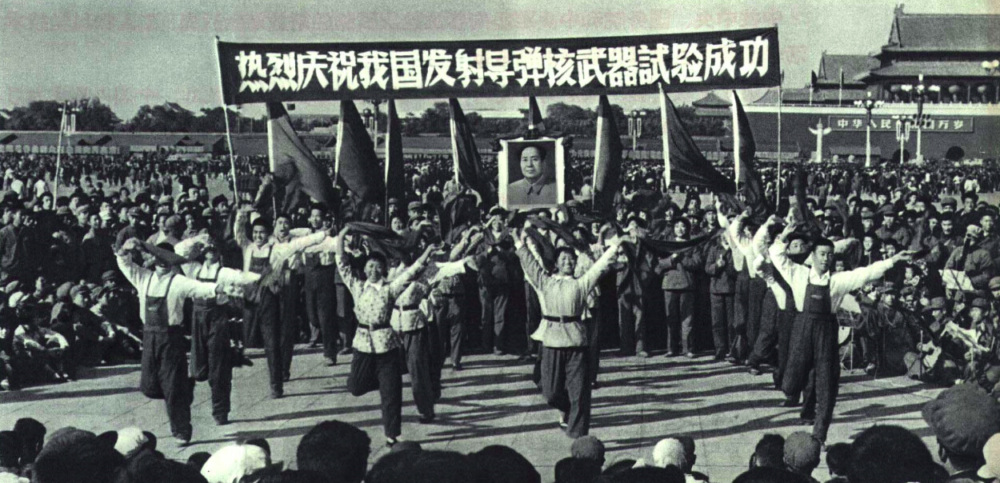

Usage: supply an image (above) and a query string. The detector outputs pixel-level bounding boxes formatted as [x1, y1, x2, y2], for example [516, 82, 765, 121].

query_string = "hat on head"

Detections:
[157, 195, 172, 206]
[924, 296, 947, 312]
[211, 195, 228, 207]
[923, 384, 1000, 457]
[165, 215, 183, 231]
[387, 197, 401, 206]
[571, 436, 605, 461]
[112, 427, 150, 459]
[989, 277, 1000, 291]
[407, 201, 423, 211]
[942, 198, 958, 208]
[68, 285, 88, 301]
[783, 432, 821, 472]
[101, 271, 118, 284]
[972, 298, 991, 309]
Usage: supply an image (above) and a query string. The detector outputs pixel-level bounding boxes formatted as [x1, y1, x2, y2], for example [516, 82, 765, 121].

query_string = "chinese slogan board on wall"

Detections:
[217, 27, 780, 104]
[828, 116, 975, 133]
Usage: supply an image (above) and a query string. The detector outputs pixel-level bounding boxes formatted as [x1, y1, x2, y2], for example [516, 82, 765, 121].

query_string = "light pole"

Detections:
[54, 102, 80, 196]
[628, 110, 646, 151]
[854, 91, 883, 168]
[362, 108, 374, 140]
[368, 99, 383, 143]
[901, 74, 931, 163]
[983, 60, 1000, 103]
[892, 114, 915, 164]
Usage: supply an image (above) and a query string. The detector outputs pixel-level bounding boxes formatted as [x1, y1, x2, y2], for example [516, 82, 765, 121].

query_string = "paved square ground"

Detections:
[0, 346, 944, 482]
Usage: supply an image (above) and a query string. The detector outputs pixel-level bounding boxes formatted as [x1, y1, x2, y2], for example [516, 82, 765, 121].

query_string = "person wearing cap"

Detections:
[115, 206, 148, 253]
[704, 231, 736, 362]
[334, 224, 440, 447]
[301, 206, 340, 366]
[875, 210, 912, 250]
[945, 224, 997, 292]
[146, 214, 183, 247]
[0, 204, 37, 285]
[116, 238, 229, 445]
[233, 206, 328, 399]
[174, 234, 260, 425]
[473, 210, 519, 357]
[923, 384, 1000, 481]
[513, 227, 623, 438]
[926, 214, 962, 269]
[770, 221, 915, 444]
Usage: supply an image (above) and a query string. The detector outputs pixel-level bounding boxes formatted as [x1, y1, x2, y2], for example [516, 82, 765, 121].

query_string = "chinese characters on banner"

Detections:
[216, 27, 780, 104]
[828, 115, 975, 133]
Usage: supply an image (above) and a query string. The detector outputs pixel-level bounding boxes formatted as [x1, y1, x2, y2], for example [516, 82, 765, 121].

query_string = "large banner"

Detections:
[217, 27, 780, 104]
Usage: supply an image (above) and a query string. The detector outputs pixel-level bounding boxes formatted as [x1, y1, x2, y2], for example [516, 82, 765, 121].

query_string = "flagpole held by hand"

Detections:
[214, 36, 240, 199]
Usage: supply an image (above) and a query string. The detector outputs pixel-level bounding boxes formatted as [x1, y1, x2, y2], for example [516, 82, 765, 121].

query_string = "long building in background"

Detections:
[732, 5, 1000, 162]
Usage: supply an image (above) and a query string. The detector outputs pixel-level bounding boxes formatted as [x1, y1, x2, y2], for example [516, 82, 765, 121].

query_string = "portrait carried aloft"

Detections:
[498, 137, 566, 210]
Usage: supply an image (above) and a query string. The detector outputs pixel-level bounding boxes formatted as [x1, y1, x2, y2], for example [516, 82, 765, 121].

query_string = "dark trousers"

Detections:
[745, 277, 768, 353]
[242, 303, 263, 349]
[257, 288, 297, 393]
[782, 313, 840, 442]
[539, 346, 591, 438]
[400, 327, 440, 418]
[749, 291, 780, 367]
[664, 290, 695, 354]
[480, 286, 511, 353]
[434, 295, 464, 365]
[335, 284, 356, 347]
[347, 351, 403, 438]
[775, 309, 796, 391]
[710, 293, 734, 357]
[190, 307, 232, 418]
[618, 297, 637, 355]
[304, 269, 338, 360]
[731, 271, 750, 360]
[140, 328, 193, 439]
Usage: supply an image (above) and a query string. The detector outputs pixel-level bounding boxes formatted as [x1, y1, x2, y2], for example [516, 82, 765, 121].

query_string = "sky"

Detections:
[1, 0, 995, 121]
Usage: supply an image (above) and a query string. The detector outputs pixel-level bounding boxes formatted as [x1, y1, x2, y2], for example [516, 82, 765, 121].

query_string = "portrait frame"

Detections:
[498, 137, 566, 210]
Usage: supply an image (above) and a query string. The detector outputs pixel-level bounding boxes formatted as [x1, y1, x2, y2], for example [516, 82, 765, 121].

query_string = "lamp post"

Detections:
[368, 99, 383, 143]
[628, 110, 646, 151]
[362, 108, 374, 140]
[854, 91, 883, 168]
[983, 60, 1000, 104]
[892, 114, 915, 164]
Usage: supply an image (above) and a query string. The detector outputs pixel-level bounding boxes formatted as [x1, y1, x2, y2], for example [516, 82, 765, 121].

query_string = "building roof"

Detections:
[751, 87, 872, 105]
[692, 92, 731, 108]
[817, 54, 880, 86]
[887, 7, 1000, 52]
[867, 60, 999, 78]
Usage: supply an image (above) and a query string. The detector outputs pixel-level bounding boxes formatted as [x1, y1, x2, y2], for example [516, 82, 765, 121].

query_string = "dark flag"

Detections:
[592, 95, 624, 216]
[727, 90, 770, 223]
[384, 99, 406, 213]
[335, 100, 386, 205]
[527, 96, 545, 132]
[266, 102, 337, 211]
[448, 98, 497, 207]
[661, 93, 736, 194]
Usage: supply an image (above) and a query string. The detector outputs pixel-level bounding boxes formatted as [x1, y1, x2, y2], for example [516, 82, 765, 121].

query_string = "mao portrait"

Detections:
[506, 142, 558, 207]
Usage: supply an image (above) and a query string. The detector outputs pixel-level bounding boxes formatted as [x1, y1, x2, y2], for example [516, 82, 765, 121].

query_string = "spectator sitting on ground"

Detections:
[467, 445, 540, 483]
[571, 435, 606, 468]
[922, 384, 1000, 481]
[783, 432, 821, 483]
[847, 425, 947, 483]
[750, 434, 785, 470]
[824, 443, 850, 483]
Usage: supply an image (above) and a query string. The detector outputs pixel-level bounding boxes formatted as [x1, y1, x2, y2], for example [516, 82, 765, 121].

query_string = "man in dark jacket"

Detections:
[704, 236, 735, 361]
[0, 205, 36, 284]
[656, 218, 704, 358]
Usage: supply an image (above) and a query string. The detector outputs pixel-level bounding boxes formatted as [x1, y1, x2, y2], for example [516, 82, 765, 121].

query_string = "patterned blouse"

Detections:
[390, 281, 431, 333]
[336, 254, 422, 354]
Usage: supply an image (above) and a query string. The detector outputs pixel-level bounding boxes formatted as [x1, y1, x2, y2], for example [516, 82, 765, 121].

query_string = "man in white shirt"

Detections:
[769, 223, 913, 444]
[116, 238, 226, 446]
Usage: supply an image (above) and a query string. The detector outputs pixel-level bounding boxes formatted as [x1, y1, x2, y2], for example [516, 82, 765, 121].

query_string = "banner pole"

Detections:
[214, 36, 240, 200]
[54, 102, 66, 197]
[776, 77, 783, 210]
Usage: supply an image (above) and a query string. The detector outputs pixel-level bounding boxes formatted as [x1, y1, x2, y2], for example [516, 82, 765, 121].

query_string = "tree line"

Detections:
[0, 98, 726, 139]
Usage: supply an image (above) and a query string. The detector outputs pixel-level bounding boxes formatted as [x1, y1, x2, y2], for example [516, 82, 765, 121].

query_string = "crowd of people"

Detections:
[3, 148, 1000, 481]
[3, 382, 1000, 483]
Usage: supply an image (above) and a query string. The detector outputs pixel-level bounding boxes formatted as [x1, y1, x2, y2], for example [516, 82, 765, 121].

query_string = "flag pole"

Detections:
[730, 91, 741, 194]
[53, 102, 66, 197]
[213, 36, 240, 200]
[776, 73, 783, 210]
[658, 83, 671, 194]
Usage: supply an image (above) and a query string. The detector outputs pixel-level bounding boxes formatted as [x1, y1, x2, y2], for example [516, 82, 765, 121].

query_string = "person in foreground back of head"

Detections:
[749, 434, 785, 470]
[468, 445, 540, 483]
[555, 457, 601, 483]
[783, 432, 820, 483]
[847, 425, 947, 483]
[650, 437, 708, 482]
[365, 449, 487, 483]
[921, 383, 1000, 481]
[770, 220, 915, 444]
[824, 443, 850, 483]
[32, 427, 124, 483]
[732, 467, 813, 483]
[296, 420, 370, 483]
[609, 465, 686, 483]
[571, 435, 606, 467]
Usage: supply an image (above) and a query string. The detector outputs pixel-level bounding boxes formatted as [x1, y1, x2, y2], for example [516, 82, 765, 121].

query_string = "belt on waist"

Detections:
[393, 304, 420, 311]
[542, 315, 581, 323]
[359, 322, 391, 331]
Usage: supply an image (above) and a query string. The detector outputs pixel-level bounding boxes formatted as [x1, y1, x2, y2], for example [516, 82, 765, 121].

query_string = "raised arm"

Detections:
[172, 275, 221, 302]
[579, 237, 624, 292]
[832, 251, 911, 294]
[115, 238, 151, 288]
[216, 267, 262, 285]
[233, 208, 250, 250]
[514, 232, 547, 290]
[389, 244, 438, 297]
[334, 226, 361, 293]
[769, 222, 807, 287]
